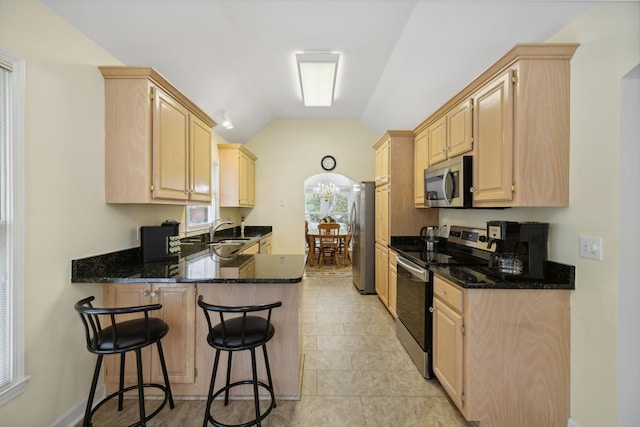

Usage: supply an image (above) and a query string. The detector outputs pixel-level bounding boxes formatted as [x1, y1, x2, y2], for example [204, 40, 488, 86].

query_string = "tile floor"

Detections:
[79, 273, 471, 426]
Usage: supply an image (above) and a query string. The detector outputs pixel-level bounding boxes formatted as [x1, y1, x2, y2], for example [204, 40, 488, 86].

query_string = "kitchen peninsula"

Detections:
[71, 230, 305, 400]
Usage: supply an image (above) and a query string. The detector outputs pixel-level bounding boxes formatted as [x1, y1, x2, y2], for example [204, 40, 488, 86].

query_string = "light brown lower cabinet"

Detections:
[103, 283, 196, 391]
[388, 249, 397, 318]
[432, 274, 570, 427]
[374, 242, 389, 309]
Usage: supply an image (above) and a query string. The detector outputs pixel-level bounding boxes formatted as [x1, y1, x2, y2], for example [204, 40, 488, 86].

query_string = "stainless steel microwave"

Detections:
[423, 155, 472, 208]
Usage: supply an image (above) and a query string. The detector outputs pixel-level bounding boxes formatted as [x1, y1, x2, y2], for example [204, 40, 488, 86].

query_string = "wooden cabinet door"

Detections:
[189, 115, 212, 202]
[239, 151, 250, 206]
[375, 243, 389, 308]
[447, 98, 473, 158]
[413, 131, 428, 207]
[103, 284, 152, 385]
[433, 296, 464, 410]
[152, 86, 189, 201]
[388, 250, 397, 317]
[472, 70, 514, 203]
[427, 116, 447, 166]
[375, 140, 389, 185]
[103, 283, 196, 389]
[151, 284, 196, 384]
[247, 156, 255, 206]
[374, 185, 389, 246]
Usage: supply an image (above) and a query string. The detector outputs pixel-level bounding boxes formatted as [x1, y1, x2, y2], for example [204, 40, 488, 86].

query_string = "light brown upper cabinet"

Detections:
[427, 99, 473, 167]
[413, 44, 578, 208]
[100, 67, 214, 204]
[374, 138, 390, 186]
[218, 144, 257, 208]
[413, 130, 428, 207]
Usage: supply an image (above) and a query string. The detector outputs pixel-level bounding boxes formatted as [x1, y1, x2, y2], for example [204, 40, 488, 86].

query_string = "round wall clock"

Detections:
[321, 155, 336, 171]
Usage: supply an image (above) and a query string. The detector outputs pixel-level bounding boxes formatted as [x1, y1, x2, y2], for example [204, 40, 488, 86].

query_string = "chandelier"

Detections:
[314, 180, 340, 202]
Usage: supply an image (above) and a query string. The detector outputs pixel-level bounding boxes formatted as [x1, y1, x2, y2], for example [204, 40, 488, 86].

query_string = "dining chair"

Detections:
[317, 223, 340, 266]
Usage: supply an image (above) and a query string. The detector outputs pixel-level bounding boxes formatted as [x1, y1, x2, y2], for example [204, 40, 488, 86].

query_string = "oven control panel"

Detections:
[447, 226, 493, 252]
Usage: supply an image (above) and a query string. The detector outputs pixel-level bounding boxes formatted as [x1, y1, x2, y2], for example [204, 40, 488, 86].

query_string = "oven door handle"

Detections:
[397, 257, 428, 282]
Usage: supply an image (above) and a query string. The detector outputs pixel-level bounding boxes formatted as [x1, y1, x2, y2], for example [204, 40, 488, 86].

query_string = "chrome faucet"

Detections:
[209, 219, 233, 242]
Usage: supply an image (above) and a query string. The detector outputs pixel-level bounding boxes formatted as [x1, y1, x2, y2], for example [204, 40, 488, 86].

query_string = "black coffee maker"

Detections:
[486, 221, 549, 279]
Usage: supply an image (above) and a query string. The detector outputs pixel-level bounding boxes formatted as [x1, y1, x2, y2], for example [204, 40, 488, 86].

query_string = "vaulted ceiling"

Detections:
[42, 0, 595, 143]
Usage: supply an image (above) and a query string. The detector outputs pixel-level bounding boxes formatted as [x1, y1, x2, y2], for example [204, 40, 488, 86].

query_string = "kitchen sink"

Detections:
[216, 238, 251, 244]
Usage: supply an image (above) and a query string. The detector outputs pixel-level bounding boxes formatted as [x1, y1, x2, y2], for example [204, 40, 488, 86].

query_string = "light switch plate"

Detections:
[579, 235, 603, 260]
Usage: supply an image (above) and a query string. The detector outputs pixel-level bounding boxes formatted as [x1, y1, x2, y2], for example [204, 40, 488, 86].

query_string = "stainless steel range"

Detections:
[394, 225, 492, 378]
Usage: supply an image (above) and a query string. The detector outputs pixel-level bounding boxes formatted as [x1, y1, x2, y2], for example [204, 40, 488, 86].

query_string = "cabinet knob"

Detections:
[469, 187, 476, 193]
[439, 289, 446, 295]
[143, 290, 150, 297]
[150, 291, 157, 298]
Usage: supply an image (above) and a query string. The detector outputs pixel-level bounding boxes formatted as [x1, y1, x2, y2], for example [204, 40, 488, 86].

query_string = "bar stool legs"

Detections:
[198, 297, 282, 427]
[203, 344, 276, 427]
[75, 297, 175, 427]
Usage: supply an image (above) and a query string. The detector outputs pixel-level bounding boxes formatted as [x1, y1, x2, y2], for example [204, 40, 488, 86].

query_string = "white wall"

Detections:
[439, 3, 640, 426]
[244, 119, 377, 253]
[0, 1, 186, 425]
[618, 64, 640, 427]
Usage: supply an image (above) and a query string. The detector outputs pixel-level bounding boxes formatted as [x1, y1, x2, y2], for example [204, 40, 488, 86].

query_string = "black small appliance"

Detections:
[141, 220, 181, 262]
[486, 221, 549, 279]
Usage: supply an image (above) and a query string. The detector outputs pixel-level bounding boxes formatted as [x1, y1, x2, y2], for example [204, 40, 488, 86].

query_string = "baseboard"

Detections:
[49, 384, 105, 427]
[568, 418, 583, 427]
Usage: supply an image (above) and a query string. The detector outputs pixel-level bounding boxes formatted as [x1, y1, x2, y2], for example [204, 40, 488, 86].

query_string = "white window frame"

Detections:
[185, 162, 219, 235]
[0, 49, 28, 406]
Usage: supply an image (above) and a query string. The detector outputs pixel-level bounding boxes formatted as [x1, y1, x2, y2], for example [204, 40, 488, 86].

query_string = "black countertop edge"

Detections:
[389, 235, 575, 290]
[70, 228, 308, 284]
[429, 261, 575, 290]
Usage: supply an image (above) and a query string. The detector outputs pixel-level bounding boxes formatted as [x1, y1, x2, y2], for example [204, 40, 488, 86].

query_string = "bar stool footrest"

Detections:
[206, 380, 276, 427]
[90, 383, 173, 427]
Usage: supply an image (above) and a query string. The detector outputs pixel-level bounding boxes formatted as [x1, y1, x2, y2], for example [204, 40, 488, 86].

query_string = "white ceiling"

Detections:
[41, 0, 596, 143]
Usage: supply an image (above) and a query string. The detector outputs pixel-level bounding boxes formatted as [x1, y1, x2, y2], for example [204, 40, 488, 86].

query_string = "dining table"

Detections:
[306, 226, 350, 267]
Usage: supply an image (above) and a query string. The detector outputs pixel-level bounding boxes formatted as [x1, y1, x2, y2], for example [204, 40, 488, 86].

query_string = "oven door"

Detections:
[396, 256, 430, 349]
[395, 255, 433, 378]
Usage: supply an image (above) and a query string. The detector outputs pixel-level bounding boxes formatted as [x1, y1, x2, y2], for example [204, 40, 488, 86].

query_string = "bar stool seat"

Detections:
[74, 296, 175, 427]
[198, 295, 282, 427]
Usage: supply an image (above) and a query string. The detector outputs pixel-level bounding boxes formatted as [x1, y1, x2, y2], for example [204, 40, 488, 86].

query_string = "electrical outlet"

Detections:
[579, 235, 603, 260]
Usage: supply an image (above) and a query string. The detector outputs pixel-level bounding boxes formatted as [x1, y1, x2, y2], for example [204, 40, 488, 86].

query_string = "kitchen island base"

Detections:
[103, 281, 302, 400]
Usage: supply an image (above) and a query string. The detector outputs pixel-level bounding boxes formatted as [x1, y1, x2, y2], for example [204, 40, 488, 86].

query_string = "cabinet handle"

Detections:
[143, 290, 150, 297]
[469, 187, 476, 193]
[150, 291, 157, 298]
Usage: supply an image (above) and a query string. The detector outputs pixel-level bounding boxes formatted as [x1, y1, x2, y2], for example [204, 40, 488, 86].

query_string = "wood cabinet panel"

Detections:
[431, 273, 570, 427]
[101, 67, 213, 205]
[103, 283, 196, 390]
[413, 131, 428, 207]
[190, 115, 213, 201]
[472, 70, 514, 203]
[413, 44, 577, 208]
[433, 296, 464, 409]
[427, 115, 447, 165]
[374, 242, 389, 308]
[219, 144, 257, 207]
[152, 87, 190, 201]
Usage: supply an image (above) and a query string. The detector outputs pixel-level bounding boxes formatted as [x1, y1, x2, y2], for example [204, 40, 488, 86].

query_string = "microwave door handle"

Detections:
[442, 168, 452, 205]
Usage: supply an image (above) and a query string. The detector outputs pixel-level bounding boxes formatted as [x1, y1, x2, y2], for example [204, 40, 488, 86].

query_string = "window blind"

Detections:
[0, 63, 11, 391]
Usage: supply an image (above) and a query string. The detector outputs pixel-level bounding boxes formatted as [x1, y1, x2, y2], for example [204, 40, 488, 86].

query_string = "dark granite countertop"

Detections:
[389, 235, 575, 291]
[71, 226, 306, 284]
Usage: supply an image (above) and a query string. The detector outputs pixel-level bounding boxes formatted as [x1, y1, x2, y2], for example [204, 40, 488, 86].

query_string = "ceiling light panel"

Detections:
[296, 52, 339, 107]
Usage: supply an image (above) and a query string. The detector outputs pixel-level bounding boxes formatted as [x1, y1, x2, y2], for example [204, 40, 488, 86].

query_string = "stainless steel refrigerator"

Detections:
[351, 181, 375, 294]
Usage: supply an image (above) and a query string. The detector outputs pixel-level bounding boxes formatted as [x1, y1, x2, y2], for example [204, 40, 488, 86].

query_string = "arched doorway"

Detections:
[304, 173, 354, 230]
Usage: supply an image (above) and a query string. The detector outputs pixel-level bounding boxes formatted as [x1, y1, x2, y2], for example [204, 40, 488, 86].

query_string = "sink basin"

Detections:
[217, 238, 251, 244]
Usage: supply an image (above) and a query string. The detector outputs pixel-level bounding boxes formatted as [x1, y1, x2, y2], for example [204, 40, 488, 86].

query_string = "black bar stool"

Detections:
[198, 295, 282, 427]
[74, 296, 175, 427]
